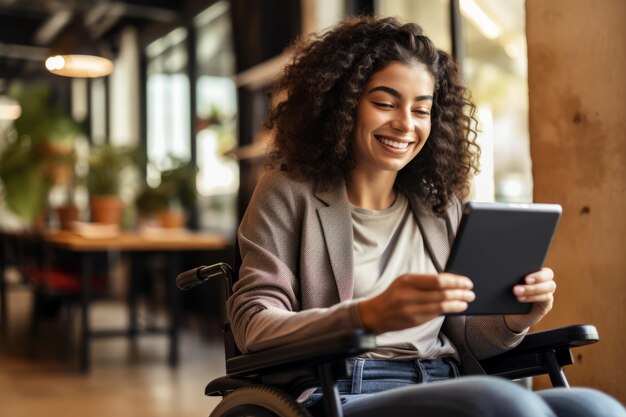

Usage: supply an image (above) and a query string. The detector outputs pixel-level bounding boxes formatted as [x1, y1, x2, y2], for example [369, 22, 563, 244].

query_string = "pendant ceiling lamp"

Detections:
[0, 95, 22, 120]
[45, 15, 113, 78]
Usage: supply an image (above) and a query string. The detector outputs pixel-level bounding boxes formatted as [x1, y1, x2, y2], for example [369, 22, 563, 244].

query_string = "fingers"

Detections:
[513, 268, 556, 302]
[361, 273, 476, 333]
[398, 299, 470, 320]
[402, 273, 473, 290]
[441, 300, 470, 314]
[399, 275, 475, 314]
[418, 300, 471, 314]
[397, 274, 474, 305]
[523, 267, 554, 284]
[514, 286, 554, 303]
[399, 274, 475, 305]
[413, 288, 476, 303]
[514, 280, 556, 296]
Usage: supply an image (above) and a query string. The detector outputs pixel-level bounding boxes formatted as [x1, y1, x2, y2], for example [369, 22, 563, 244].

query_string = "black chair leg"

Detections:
[28, 291, 41, 357]
[318, 362, 344, 417]
[543, 351, 570, 388]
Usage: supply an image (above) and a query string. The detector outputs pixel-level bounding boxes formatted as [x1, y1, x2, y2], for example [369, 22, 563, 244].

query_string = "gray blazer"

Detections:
[227, 170, 525, 375]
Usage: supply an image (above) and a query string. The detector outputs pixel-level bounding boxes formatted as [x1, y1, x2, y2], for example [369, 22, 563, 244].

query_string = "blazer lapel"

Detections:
[313, 184, 456, 300]
[407, 195, 452, 273]
[315, 180, 354, 302]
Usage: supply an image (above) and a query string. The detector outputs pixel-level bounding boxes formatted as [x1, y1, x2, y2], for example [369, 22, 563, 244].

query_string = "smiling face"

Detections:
[352, 61, 435, 179]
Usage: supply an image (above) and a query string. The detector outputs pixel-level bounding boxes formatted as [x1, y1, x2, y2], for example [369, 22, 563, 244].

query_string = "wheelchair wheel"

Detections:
[210, 385, 313, 417]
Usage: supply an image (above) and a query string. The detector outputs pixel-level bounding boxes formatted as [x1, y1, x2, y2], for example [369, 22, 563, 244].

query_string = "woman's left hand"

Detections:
[504, 267, 556, 333]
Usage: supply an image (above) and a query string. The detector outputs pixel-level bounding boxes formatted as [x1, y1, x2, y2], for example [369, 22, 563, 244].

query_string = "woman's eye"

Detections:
[373, 102, 393, 108]
[413, 109, 430, 116]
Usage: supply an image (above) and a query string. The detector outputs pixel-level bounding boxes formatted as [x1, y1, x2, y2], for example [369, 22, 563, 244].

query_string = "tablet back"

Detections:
[445, 202, 562, 315]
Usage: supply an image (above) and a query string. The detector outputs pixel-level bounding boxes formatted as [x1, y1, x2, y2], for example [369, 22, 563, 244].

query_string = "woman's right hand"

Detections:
[358, 273, 475, 334]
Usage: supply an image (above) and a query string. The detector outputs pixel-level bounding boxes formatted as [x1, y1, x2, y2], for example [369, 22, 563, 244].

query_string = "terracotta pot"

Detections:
[41, 141, 76, 186]
[158, 210, 186, 229]
[90, 195, 123, 225]
[56, 203, 79, 230]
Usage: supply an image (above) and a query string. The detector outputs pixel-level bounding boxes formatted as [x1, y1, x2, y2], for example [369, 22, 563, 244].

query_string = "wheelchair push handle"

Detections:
[176, 262, 234, 294]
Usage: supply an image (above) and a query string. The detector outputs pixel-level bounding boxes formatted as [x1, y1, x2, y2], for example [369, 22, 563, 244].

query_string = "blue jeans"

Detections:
[304, 358, 626, 417]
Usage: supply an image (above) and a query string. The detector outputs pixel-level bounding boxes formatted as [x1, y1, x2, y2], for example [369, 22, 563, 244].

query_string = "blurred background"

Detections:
[0, 0, 533, 236]
[0, 0, 624, 415]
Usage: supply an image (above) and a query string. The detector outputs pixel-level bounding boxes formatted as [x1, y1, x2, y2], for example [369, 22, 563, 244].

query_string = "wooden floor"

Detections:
[1, 286, 224, 417]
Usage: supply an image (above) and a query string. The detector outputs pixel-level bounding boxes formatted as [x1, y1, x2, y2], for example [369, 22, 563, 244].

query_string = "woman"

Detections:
[227, 16, 625, 417]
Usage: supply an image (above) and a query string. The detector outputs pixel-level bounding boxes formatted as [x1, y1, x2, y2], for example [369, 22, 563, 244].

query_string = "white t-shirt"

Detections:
[351, 193, 458, 360]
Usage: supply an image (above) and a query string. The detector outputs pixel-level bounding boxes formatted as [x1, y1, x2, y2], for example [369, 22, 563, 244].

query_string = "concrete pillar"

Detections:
[526, 0, 626, 401]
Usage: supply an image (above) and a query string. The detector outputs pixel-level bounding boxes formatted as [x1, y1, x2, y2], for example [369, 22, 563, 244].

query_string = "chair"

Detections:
[177, 263, 599, 417]
[7, 232, 106, 357]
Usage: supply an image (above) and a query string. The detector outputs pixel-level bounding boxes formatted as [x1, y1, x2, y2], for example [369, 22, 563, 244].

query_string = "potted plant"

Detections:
[0, 82, 81, 228]
[87, 144, 137, 225]
[0, 133, 48, 225]
[135, 157, 197, 228]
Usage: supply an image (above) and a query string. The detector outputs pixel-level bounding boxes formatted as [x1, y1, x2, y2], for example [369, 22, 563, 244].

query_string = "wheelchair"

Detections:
[177, 263, 599, 417]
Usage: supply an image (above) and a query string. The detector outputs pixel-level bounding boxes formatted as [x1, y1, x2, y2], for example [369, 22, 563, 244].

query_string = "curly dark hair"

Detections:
[266, 16, 479, 214]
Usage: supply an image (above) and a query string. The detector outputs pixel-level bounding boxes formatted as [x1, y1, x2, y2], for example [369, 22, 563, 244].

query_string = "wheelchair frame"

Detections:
[177, 262, 599, 417]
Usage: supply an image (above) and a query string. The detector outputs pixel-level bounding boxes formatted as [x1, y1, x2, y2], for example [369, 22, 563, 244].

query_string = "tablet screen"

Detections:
[445, 202, 562, 315]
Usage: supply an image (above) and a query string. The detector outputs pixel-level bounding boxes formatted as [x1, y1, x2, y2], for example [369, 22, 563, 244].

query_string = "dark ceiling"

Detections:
[0, 0, 183, 84]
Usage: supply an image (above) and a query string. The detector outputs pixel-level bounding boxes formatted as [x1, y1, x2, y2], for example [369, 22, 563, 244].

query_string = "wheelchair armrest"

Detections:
[480, 324, 599, 381]
[508, 323, 599, 352]
[225, 329, 376, 378]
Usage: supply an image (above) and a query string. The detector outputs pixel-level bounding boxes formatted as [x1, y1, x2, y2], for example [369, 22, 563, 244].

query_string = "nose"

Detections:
[390, 108, 412, 132]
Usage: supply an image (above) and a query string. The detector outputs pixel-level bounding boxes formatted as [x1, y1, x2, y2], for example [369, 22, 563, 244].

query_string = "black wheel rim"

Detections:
[220, 404, 281, 417]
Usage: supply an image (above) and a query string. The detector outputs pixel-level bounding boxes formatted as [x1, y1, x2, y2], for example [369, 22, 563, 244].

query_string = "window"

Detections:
[194, 1, 239, 235]
[375, 0, 452, 53]
[376, 0, 532, 203]
[461, 0, 531, 202]
[146, 27, 191, 172]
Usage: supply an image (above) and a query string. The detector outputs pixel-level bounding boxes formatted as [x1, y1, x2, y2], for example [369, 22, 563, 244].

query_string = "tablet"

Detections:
[445, 201, 562, 315]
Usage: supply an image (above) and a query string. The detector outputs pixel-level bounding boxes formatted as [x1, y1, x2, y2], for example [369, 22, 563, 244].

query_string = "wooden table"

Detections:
[42, 230, 229, 372]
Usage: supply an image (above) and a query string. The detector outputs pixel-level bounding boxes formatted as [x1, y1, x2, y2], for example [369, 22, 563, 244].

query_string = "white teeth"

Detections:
[377, 136, 410, 149]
